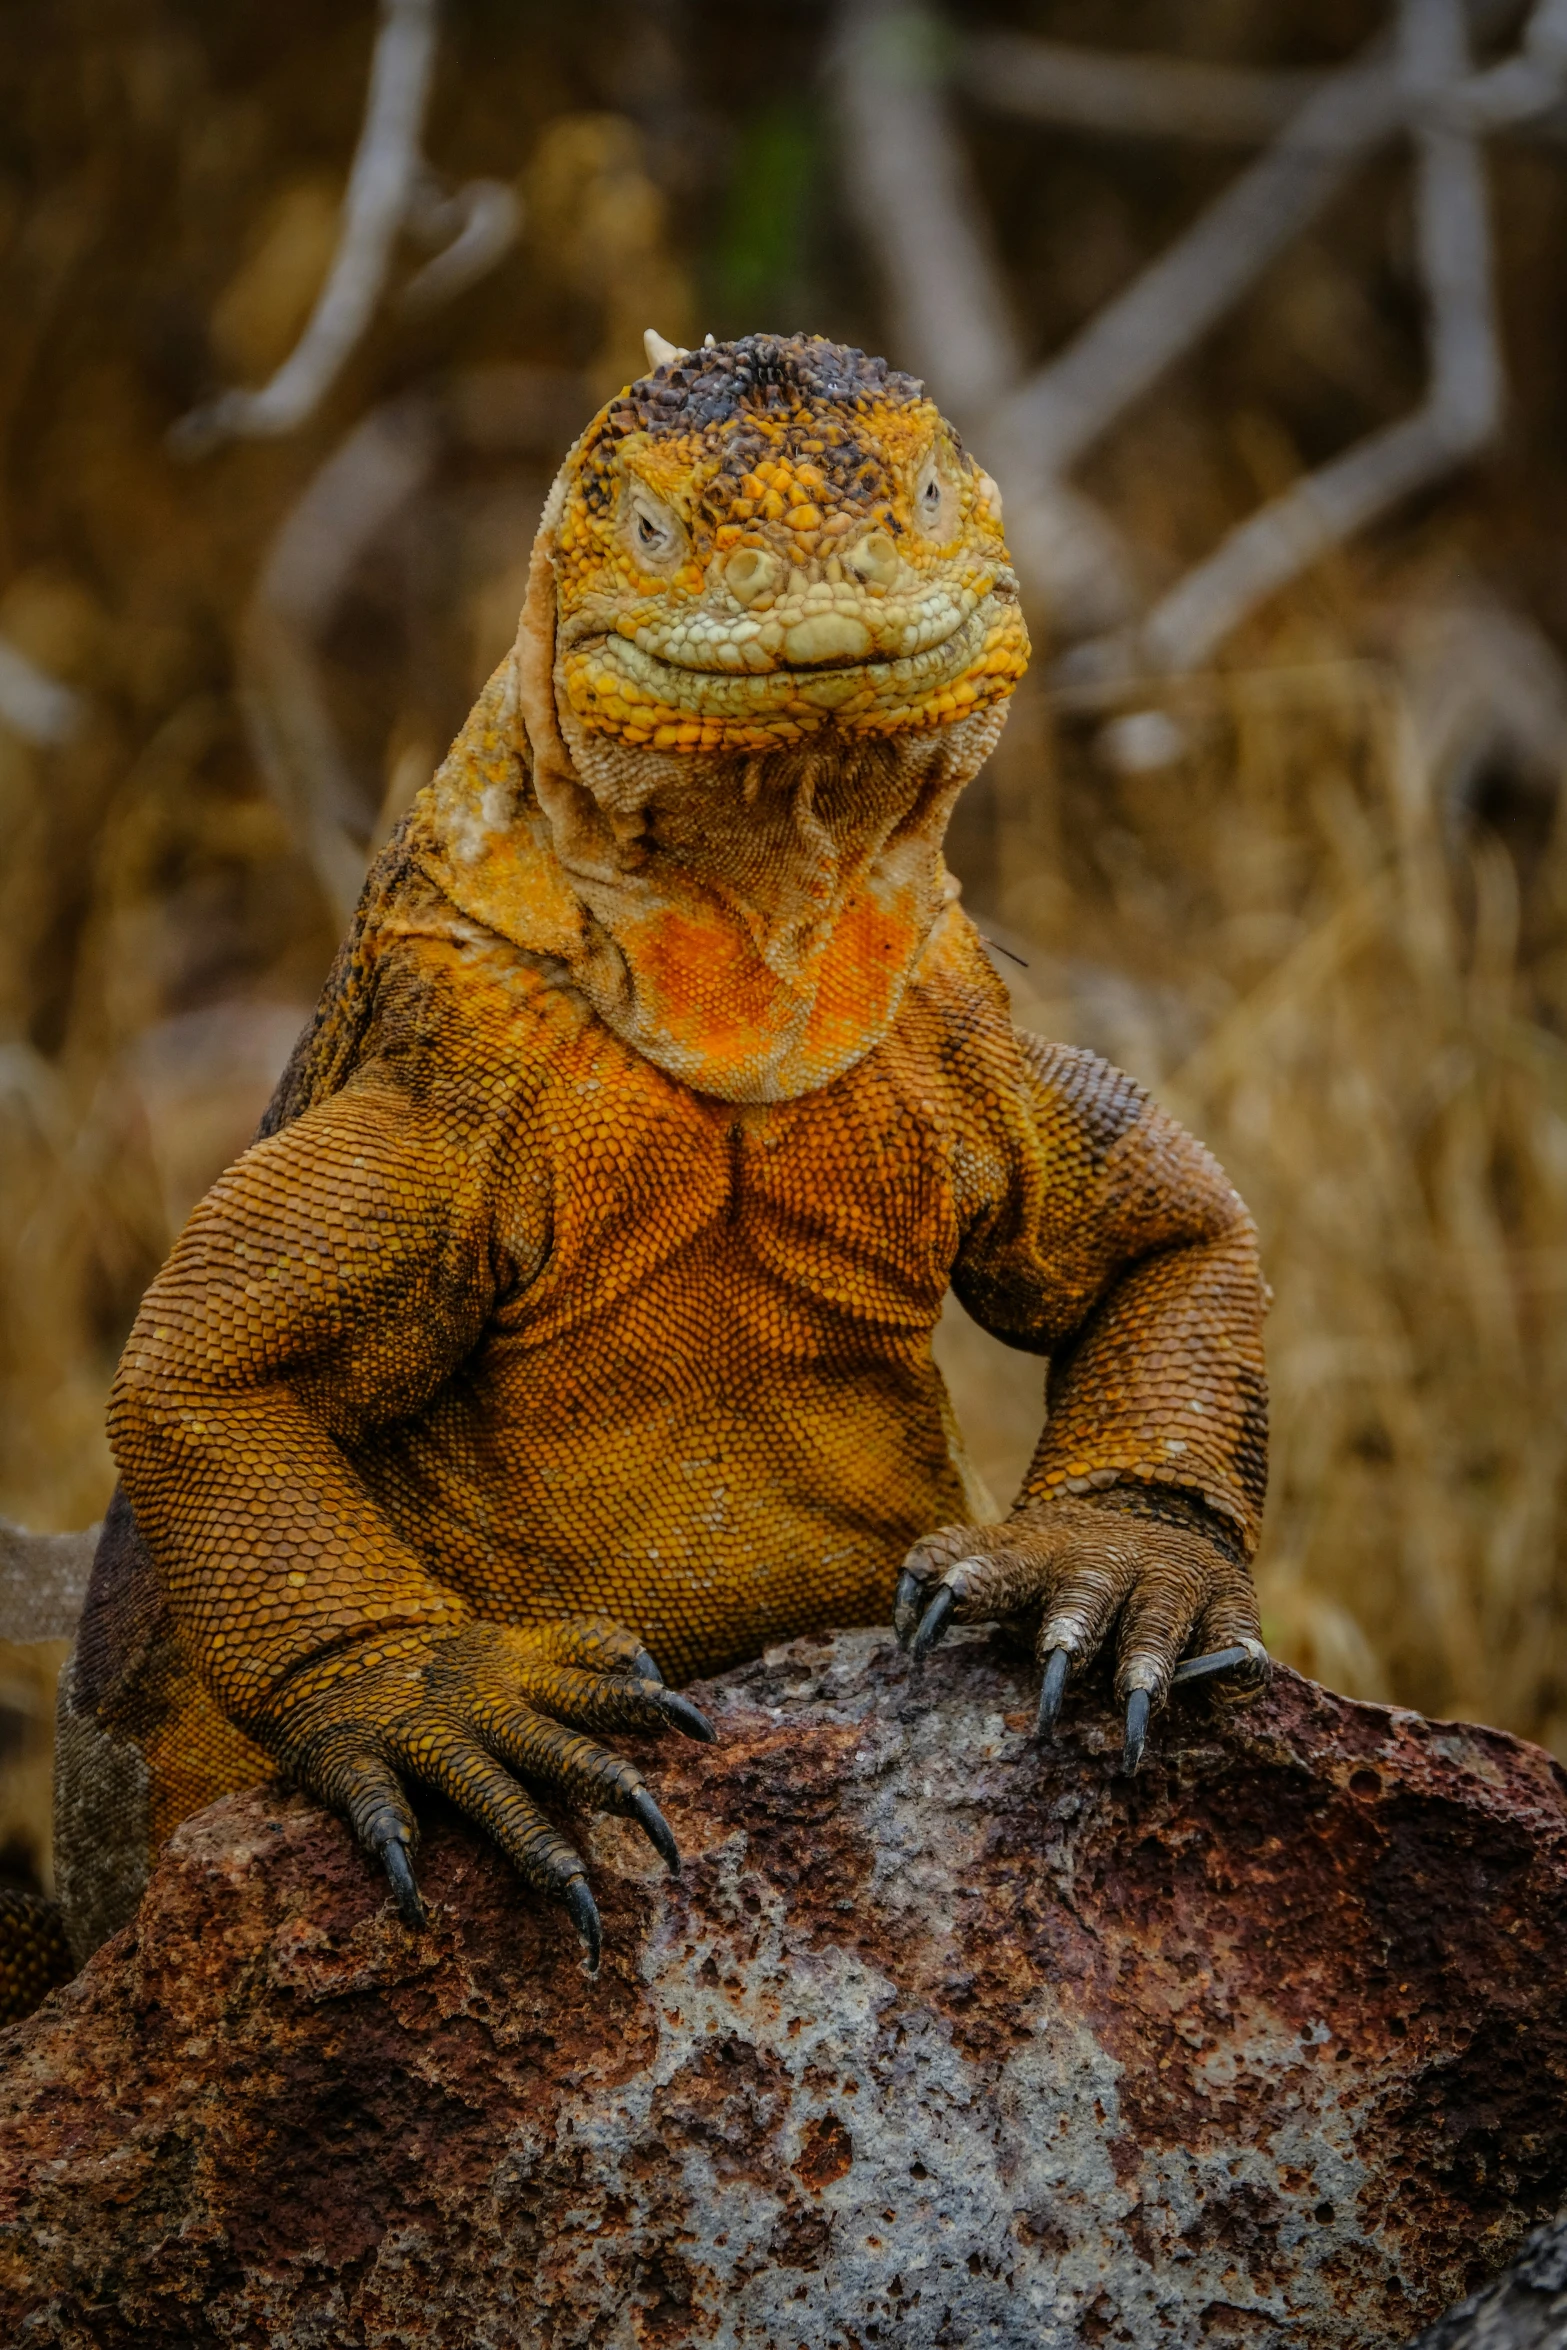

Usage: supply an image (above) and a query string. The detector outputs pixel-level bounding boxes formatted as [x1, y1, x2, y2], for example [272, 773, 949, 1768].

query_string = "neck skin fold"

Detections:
[412, 649, 1007, 1103]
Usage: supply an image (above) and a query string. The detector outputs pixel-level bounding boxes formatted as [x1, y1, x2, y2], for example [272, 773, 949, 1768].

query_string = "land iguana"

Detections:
[26, 331, 1268, 2007]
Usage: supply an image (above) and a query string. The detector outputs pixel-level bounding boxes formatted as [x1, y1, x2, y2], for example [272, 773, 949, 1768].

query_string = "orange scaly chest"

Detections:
[487, 1008, 964, 1367]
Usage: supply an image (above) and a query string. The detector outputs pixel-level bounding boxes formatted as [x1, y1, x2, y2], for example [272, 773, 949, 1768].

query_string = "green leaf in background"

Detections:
[709, 100, 825, 335]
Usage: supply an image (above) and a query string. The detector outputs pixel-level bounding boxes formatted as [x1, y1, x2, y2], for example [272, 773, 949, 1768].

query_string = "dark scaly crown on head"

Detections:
[612, 332, 924, 432]
[576, 335, 930, 534]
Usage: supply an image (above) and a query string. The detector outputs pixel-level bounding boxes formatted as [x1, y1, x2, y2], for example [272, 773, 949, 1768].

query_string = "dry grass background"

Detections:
[4, 0, 1567, 1889]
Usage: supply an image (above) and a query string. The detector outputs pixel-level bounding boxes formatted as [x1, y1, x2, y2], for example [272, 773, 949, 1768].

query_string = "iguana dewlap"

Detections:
[48, 334, 1268, 1977]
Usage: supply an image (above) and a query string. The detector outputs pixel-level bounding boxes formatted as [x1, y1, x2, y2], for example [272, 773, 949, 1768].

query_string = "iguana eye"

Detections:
[913, 451, 957, 540]
[626, 489, 683, 567]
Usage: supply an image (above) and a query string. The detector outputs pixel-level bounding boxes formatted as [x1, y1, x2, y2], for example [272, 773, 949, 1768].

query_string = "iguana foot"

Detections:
[894, 1494, 1268, 1773]
[258, 1616, 713, 1965]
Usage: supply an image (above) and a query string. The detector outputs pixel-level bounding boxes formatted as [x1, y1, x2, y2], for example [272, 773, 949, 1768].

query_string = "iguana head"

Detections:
[421, 334, 1031, 1103]
[546, 331, 1028, 751]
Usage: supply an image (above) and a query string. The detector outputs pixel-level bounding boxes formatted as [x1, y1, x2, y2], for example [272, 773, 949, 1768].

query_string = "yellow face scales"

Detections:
[549, 332, 1030, 753]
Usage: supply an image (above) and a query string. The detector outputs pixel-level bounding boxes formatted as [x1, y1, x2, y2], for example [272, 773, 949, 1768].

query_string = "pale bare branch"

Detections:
[241, 368, 588, 919]
[401, 177, 522, 314]
[950, 0, 1567, 672]
[1139, 0, 1498, 674]
[960, 35, 1323, 144]
[1444, 0, 1567, 128]
[242, 395, 443, 919]
[832, 0, 1020, 421]
[172, 0, 462, 455]
[985, 43, 1403, 493]
[962, 5, 1567, 146]
[0, 635, 84, 746]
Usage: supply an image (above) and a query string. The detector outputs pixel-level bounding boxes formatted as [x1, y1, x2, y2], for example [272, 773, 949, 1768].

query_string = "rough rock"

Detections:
[1409, 2217, 1567, 2349]
[2, 1627, 1566, 2349]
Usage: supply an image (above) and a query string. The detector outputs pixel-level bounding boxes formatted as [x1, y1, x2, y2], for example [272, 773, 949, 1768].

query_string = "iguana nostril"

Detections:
[846, 530, 899, 589]
[724, 546, 781, 607]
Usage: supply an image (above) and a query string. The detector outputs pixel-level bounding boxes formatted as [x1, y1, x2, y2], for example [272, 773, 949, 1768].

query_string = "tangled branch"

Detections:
[173, 0, 519, 457]
[838, 0, 1567, 670]
[1141, 0, 1498, 673]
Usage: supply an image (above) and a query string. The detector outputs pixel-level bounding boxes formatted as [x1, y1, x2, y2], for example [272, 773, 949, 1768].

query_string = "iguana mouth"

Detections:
[559, 597, 1026, 746]
[621, 578, 991, 675]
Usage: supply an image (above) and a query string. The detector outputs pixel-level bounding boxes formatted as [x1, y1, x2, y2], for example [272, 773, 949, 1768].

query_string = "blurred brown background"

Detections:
[5, 0, 1567, 1891]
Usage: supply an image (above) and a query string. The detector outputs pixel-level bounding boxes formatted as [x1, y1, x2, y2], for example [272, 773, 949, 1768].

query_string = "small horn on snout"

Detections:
[644, 329, 688, 371]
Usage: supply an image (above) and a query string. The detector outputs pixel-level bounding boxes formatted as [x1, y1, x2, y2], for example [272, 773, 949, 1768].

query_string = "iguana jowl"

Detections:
[51, 333, 1269, 1976]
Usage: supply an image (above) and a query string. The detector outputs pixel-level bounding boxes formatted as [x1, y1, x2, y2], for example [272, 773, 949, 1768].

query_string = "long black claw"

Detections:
[1035, 1647, 1071, 1741]
[893, 1569, 923, 1648]
[1122, 1688, 1151, 1776]
[1170, 1643, 1252, 1687]
[564, 1874, 602, 1970]
[628, 1786, 681, 1873]
[632, 1646, 665, 1686]
[379, 1837, 427, 1930]
[654, 1689, 716, 1743]
[911, 1585, 956, 1662]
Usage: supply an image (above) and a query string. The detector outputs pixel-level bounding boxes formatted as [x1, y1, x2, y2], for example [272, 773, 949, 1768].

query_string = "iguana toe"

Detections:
[1122, 1688, 1151, 1776]
[909, 1584, 957, 1661]
[563, 1875, 602, 1971]
[1034, 1647, 1071, 1741]
[378, 1833, 427, 1930]
[899, 1492, 1268, 1774]
[628, 1787, 681, 1873]
[892, 1569, 923, 1648]
[646, 1689, 715, 1743]
[1170, 1642, 1257, 1687]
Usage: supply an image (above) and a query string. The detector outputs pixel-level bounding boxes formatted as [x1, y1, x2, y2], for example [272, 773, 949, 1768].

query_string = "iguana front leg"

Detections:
[111, 1078, 709, 1962]
[904, 1042, 1272, 1766]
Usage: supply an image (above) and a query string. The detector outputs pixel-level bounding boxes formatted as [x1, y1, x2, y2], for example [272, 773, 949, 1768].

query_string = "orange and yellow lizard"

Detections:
[44, 333, 1268, 1984]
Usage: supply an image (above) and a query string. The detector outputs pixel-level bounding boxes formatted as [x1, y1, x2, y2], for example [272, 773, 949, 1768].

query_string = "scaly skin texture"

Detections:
[67, 334, 1267, 1963]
